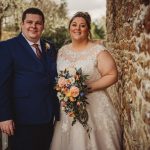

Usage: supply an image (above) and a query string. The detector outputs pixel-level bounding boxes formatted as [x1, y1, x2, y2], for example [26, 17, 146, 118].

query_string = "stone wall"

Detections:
[106, 0, 150, 149]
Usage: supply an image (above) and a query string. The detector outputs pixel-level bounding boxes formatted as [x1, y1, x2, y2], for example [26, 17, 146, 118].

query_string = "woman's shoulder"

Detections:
[57, 43, 71, 55]
[60, 43, 71, 50]
[90, 42, 107, 55]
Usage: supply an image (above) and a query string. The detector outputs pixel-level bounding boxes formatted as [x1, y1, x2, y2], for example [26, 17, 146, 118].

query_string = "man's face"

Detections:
[21, 14, 44, 43]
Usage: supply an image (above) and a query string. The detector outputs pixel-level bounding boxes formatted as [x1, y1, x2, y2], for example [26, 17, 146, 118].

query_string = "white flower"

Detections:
[69, 77, 75, 84]
[63, 97, 68, 102]
[45, 42, 50, 52]
[57, 92, 63, 100]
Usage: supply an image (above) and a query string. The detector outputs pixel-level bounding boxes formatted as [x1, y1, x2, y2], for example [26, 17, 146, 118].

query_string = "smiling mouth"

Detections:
[29, 29, 38, 32]
[74, 32, 81, 35]
[30, 32, 39, 35]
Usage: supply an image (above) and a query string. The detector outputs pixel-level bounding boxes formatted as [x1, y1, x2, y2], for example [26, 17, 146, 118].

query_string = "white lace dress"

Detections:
[51, 44, 122, 150]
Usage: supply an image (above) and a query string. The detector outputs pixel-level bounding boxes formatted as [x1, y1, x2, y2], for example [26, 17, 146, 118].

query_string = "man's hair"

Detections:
[22, 7, 45, 23]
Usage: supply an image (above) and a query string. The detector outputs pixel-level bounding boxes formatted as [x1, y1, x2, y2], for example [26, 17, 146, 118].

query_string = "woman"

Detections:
[51, 12, 122, 150]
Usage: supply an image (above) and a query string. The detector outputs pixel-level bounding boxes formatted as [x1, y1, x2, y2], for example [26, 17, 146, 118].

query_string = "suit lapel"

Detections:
[40, 40, 48, 72]
[17, 34, 41, 62]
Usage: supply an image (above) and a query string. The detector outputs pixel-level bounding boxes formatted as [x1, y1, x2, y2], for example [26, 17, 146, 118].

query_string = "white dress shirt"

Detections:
[22, 33, 42, 54]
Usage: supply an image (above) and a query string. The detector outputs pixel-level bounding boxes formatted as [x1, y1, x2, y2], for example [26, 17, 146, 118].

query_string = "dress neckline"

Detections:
[66, 43, 100, 54]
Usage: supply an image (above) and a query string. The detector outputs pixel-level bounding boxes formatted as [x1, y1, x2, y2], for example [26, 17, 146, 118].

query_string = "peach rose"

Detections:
[58, 77, 66, 87]
[70, 86, 79, 97]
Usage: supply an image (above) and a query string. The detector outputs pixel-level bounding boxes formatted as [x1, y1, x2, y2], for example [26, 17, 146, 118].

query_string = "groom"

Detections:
[0, 8, 59, 150]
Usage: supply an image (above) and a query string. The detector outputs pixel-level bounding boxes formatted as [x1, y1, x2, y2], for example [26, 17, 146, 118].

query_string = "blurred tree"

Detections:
[0, 0, 30, 39]
[1, 0, 69, 48]
[0, 0, 14, 39]
[30, 0, 69, 49]
[43, 26, 70, 50]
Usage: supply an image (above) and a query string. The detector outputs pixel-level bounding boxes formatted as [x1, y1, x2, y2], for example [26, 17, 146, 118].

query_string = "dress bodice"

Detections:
[57, 44, 106, 83]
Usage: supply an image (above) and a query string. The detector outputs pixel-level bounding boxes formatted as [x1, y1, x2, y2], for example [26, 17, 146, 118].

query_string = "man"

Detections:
[0, 8, 59, 150]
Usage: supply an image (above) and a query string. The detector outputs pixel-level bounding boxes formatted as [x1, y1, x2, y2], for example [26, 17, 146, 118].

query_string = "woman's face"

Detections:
[69, 17, 89, 41]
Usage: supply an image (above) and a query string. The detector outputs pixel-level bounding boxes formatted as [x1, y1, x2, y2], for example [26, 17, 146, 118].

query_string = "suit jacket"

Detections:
[0, 33, 60, 124]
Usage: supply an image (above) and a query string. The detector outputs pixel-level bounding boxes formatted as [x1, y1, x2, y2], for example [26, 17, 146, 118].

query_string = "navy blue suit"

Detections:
[0, 33, 59, 150]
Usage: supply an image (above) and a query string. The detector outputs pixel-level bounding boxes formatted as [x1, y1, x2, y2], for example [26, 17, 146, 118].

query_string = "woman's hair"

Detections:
[68, 11, 92, 39]
[22, 7, 45, 23]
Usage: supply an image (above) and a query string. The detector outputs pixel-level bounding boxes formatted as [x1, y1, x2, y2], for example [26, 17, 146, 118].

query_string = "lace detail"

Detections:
[57, 44, 107, 82]
[51, 44, 122, 150]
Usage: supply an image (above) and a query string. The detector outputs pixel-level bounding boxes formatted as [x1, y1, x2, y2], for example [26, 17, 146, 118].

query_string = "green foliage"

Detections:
[91, 22, 105, 39]
[1, 0, 69, 47]
[42, 26, 70, 50]
[1, 0, 106, 47]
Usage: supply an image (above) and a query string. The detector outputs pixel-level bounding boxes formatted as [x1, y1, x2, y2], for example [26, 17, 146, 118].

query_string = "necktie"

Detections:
[32, 44, 42, 59]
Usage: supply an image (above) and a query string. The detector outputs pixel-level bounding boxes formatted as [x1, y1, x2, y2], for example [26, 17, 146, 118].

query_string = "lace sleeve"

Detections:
[94, 44, 108, 55]
[57, 45, 68, 59]
[92, 44, 109, 67]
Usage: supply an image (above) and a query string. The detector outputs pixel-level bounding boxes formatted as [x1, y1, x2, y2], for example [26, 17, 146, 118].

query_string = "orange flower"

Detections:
[66, 79, 71, 84]
[55, 85, 60, 91]
[66, 91, 71, 97]
[68, 112, 75, 117]
[62, 87, 68, 93]
[69, 97, 75, 102]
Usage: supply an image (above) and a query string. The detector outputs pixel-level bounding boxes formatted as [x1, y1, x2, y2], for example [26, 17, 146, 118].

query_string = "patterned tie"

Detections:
[32, 44, 42, 59]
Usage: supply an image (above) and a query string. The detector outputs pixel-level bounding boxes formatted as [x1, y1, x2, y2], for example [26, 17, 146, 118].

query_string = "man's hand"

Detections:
[0, 120, 15, 136]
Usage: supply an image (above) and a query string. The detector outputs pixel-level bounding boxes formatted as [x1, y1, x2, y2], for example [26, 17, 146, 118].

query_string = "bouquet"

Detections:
[55, 67, 91, 136]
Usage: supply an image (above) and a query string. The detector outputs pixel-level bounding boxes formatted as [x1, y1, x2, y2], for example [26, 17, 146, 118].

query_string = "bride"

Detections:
[51, 12, 122, 150]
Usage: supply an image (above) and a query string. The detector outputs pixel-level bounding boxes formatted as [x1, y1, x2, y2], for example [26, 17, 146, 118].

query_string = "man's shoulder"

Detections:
[0, 35, 21, 54]
[0, 36, 18, 45]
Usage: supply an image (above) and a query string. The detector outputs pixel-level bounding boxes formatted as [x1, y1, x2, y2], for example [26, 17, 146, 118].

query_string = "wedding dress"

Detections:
[51, 44, 122, 150]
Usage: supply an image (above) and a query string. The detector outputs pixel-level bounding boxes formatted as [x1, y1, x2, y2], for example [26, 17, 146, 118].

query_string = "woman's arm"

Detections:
[88, 50, 118, 92]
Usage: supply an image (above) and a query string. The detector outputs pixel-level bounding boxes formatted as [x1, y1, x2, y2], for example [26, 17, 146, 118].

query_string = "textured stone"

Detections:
[106, 0, 150, 149]
[142, 104, 150, 125]
[129, 42, 137, 51]
[124, 2, 134, 22]
[143, 8, 150, 34]
[141, 80, 150, 102]
[139, 0, 150, 6]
